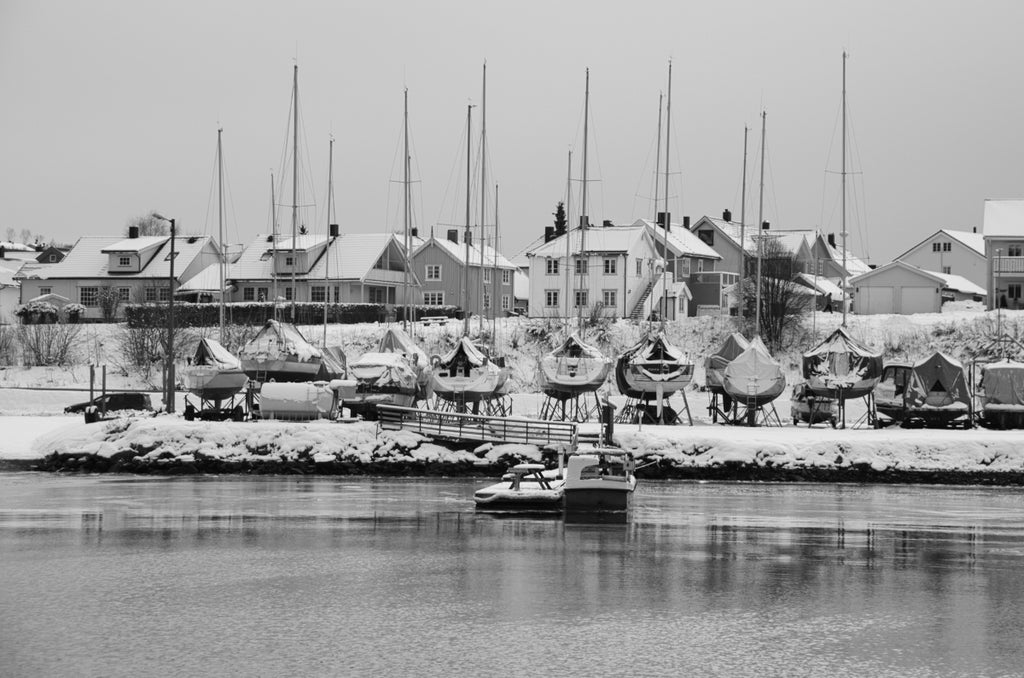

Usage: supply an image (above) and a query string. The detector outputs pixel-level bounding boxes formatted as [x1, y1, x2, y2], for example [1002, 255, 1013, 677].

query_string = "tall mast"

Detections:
[217, 127, 225, 337]
[290, 63, 298, 323]
[479, 62, 487, 334]
[463, 104, 473, 336]
[270, 170, 278, 310]
[841, 51, 848, 327]
[661, 59, 672, 323]
[755, 110, 766, 334]
[492, 184, 499, 340]
[403, 88, 411, 332]
[739, 126, 748, 317]
[578, 69, 590, 331]
[323, 135, 334, 347]
[653, 92, 662, 226]
[564, 149, 572, 320]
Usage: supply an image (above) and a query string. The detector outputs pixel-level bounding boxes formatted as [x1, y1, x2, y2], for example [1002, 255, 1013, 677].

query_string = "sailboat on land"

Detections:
[239, 319, 346, 383]
[540, 333, 612, 396]
[722, 336, 787, 408]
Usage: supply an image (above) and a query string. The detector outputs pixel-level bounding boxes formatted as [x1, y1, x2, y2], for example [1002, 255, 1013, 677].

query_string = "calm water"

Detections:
[2, 475, 1023, 677]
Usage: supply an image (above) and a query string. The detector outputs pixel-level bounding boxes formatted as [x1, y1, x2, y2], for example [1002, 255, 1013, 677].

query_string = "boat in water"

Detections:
[615, 331, 694, 403]
[473, 463, 564, 513]
[183, 338, 249, 402]
[563, 448, 637, 513]
[722, 336, 787, 408]
[429, 336, 508, 408]
[239, 319, 346, 383]
[801, 327, 882, 400]
[539, 333, 611, 397]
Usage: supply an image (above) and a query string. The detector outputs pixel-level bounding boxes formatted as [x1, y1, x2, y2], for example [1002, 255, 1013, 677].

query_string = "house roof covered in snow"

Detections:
[630, 219, 721, 259]
[893, 229, 986, 260]
[849, 260, 986, 296]
[15, 235, 216, 281]
[230, 232, 417, 283]
[412, 234, 516, 269]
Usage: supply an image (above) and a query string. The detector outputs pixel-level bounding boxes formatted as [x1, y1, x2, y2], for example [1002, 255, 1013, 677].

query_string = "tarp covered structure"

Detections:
[802, 327, 883, 400]
[980, 360, 1024, 409]
[191, 338, 242, 370]
[239, 319, 346, 382]
[349, 352, 418, 392]
[705, 333, 749, 394]
[905, 352, 970, 411]
[378, 327, 430, 396]
[540, 333, 612, 395]
[723, 337, 786, 406]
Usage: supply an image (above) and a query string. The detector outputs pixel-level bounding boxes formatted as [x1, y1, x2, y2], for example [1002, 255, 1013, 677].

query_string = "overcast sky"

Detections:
[3, 0, 1023, 264]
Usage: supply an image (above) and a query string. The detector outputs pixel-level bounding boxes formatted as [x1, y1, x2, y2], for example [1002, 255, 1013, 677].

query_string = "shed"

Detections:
[850, 261, 947, 314]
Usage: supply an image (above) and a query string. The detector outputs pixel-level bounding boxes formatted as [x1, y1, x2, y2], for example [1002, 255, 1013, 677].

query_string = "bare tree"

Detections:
[97, 287, 122, 322]
[126, 213, 169, 236]
[19, 228, 32, 245]
[739, 236, 812, 352]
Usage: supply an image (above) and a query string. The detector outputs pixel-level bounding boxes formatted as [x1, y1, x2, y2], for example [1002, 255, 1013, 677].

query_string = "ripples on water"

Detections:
[2, 474, 1023, 677]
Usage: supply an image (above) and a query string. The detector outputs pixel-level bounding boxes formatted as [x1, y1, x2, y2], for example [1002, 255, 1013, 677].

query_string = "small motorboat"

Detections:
[722, 336, 787, 408]
[430, 336, 508, 407]
[539, 333, 612, 396]
[239, 319, 346, 383]
[801, 327, 882, 400]
[183, 338, 249, 402]
[563, 448, 637, 513]
[473, 463, 564, 513]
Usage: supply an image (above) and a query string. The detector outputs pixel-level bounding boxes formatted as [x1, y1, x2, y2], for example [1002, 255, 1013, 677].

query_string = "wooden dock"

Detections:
[377, 404, 578, 449]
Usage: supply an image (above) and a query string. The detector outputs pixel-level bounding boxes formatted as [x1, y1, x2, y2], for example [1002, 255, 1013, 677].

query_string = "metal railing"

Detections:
[378, 404, 578, 448]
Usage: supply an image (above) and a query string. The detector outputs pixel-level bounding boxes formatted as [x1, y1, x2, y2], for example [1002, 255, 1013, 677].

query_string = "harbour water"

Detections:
[2, 474, 1023, 677]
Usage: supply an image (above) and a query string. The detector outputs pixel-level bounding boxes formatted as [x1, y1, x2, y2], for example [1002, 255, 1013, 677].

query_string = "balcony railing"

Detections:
[994, 256, 1024, 275]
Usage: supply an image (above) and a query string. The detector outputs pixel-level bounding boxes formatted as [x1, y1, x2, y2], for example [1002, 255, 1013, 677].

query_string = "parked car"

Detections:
[790, 382, 837, 427]
[64, 392, 154, 414]
[873, 362, 912, 425]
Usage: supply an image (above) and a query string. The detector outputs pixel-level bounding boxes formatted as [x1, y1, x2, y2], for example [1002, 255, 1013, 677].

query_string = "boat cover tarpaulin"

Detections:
[438, 336, 490, 367]
[723, 337, 786, 404]
[553, 333, 607, 361]
[801, 327, 883, 399]
[239, 320, 346, 381]
[705, 332, 749, 392]
[906, 352, 970, 410]
[380, 328, 429, 366]
[349, 352, 418, 390]
[981, 360, 1024, 408]
[192, 338, 242, 370]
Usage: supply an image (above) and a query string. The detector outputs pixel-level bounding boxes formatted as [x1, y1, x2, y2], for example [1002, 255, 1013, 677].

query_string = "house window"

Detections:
[942, 242, 951, 252]
[80, 287, 99, 307]
[117, 287, 131, 302]
[546, 258, 559, 275]
[1009, 284, 1022, 300]
[942, 266, 951, 275]
[159, 288, 170, 302]
[285, 256, 294, 267]
[483, 293, 491, 309]
[574, 289, 588, 308]
[932, 242, 941, 252]
[257, 287, 268, 301]
[145, 287, 157, 302]
[39, 287, 51, 296]
[284, 287, 293, 301]
[501, 295, 510, 310]
[243, 287, 255, 301]
[118, 256, 131, 267]
[602, 289, 617, 307]
[483, 269, 492, 285]
[423, 291, 444, 305]
[603, 258, 617, 275]
[502, 270, 511, 284]
[636, 258, 643, 276]
[696, 259, 705, 273]
[575, 258, 585, 275]
[48, 254, 57, 262]
[311, 286, 326, 302]
[333, 286, 340, 302]
[426, 264, 441, 280]
[1009, 245, 1023, 257]
[698, 230, 714, 247]
[545, 289, 559, 308]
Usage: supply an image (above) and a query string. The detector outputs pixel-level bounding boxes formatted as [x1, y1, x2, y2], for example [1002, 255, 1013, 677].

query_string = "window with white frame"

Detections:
[942, 266, 951, 275]
[311, 286, 326, 302]
[545, 289, 559, 307]
[117, 287, 131, 302]
[423, 291, 444, 305]
[39, 286, 51, 296]
[636, 258, 643, 276]
[80, 287, 99, 307]
[603, 258, 616, 275]
[243, 287, 255, 301]
[602, 289, 617, 307]
[501, 295, 510, 310]
[546, 258, 559, 275]
[502, 269, 511, 284]
[426, 264, 441, 280]
[942, 242, 951, 252]
[285, 256, 294, 267]
[257, 287, 268, 301]
[284, 287, 293, 301]
[483, 269, 492, 285]
[48, 254, 57, 262]
[145, 287, 157, 302]
[932, 242, 941, 252]
[575, 258, 584, 275]
[159, 287, 170, 302]
[1009, 283, 1022, 300]
[574, 289, 588, 307]
[1009, 245, 1023, 257]
[483, 293, 491, 309]
[118, 256, 131, 267]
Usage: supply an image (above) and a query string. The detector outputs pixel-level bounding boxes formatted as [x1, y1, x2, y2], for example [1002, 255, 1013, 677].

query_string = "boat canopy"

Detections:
[380, 327, 428, 366]
[705, 332, 750, 390]
[723, 336, 787, 402]
[239, 319, 346, 379]
[191, 338, 242, 370]
[631, 331, 688, 364]
[905, 352, 970, 410]
[981, 360, 1024, 408]
[349, 351, 418, 389]
[437, 336, 491, 367]
[801, 327, 882, 396]
[552, 333, 607, 360]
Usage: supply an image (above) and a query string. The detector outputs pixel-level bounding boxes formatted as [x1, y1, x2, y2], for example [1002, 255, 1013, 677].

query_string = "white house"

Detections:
[850, 260, 985, 315]
[983, 200, 1024, 310]
[0, 262, 20, 324]
[894, 229, 986, 293]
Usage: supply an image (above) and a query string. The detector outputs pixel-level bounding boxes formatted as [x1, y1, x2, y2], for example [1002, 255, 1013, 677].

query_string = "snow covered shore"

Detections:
[25, 414, 1024, 485]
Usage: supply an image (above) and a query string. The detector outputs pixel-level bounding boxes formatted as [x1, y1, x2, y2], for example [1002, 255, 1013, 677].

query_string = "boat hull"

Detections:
[563, 482, 636, 513]
[539, 359, 611, 397]
[473, 484, 564, 512]
[431, 369, 506, 403]
[183, 366, 249, 401]
[616, 359, 693, 399]
[241, 359, 325, 383]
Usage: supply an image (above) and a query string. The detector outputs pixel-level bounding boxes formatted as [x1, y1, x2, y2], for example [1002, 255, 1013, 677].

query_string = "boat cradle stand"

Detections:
[616, 390, 693, 426]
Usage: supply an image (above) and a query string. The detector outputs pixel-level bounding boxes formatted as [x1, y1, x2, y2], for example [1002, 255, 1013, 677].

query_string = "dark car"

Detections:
[64, 392, 154, 414]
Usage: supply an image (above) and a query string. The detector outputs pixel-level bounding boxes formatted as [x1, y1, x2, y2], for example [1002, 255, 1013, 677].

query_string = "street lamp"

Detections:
[152, 213, 176, 413]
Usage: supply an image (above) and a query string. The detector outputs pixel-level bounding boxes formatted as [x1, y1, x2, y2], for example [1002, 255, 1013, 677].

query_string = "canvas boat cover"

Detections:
[705, 332, 750, 391]
[981, 360, 1024, 409]
[802, 327, 883, 397]
[723, 337, 786, 402]
[630, 331, 688, 365]
[192, 338, 242, 370]
[349, 352, 418, 390]
[550, 333, 607, 361]
[437, 336, 490, 368]
[239, 319, 346, 379]
[379, 327, 429, 366]
[905, 352, 970, 410]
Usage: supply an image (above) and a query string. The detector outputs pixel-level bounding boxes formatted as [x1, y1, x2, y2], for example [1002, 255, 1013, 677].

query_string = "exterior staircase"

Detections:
[629, 280, 656, 321]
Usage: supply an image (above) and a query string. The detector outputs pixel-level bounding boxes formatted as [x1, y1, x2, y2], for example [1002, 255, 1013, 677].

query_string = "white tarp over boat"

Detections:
[349, 352, 418, 391]
[239, 319, 346, 382]
[723, 337, 786, 405]
[981, 360, 1024, 409]
[705, 332, 749, 394]
[906, 352, 970, 411]
[192, 338, 242, 370]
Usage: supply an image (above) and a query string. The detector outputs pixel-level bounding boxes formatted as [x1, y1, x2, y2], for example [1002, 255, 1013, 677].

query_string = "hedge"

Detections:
[124, 302, 462, 328]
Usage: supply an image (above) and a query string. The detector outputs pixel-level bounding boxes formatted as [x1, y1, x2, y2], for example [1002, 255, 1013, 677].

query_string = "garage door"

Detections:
[857, 286, 895, 314]
[900, 286, 937, 314]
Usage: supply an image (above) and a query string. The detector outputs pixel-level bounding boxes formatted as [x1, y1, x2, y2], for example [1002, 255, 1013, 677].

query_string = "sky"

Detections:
[3, 0, 1024, 266]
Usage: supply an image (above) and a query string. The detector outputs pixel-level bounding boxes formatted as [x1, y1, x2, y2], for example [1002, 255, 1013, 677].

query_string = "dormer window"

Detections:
[118, 256, 131, 267]
[285, 256, 294, 267]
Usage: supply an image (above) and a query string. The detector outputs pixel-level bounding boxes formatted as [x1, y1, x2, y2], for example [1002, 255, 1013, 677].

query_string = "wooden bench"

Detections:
[378, 404, 578, 449]
[420, 316, 449, 326]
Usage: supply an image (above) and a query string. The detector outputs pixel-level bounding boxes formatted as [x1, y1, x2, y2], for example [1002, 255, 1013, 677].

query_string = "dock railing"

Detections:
[378, 404, 578, 449]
